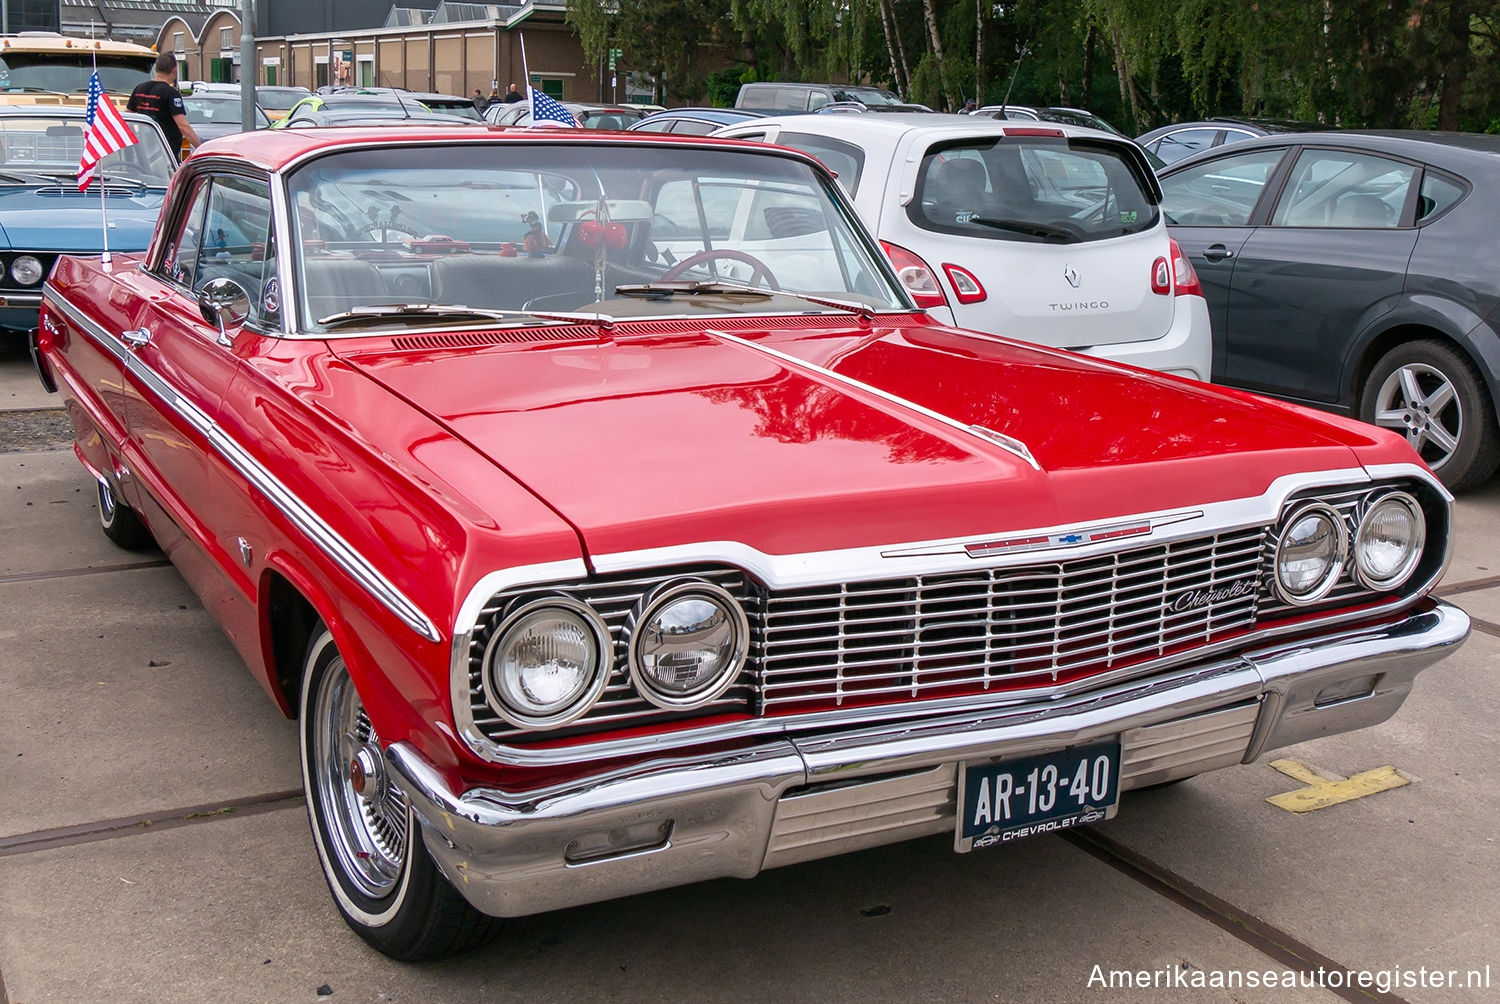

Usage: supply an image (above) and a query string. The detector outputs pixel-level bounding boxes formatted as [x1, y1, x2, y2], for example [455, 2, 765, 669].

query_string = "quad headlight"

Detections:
[1353, 491, 1425, 590]
[1273, 502, 1348, 605]
[627, 580, 749, 709]
[482, 597, 611, 729]
[11, 255, 44, 286]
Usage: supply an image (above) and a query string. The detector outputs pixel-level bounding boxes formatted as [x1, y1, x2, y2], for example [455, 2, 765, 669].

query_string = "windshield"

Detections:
[0, 54, 153, 95]
[910, 136, 1158, 244]
[838, 87, 903, 106]
[184, 96, 270, 128]
[285, 143, 908, 331]
[0, 115, 174, 185]
[257, 88, 308, 111]
[418, 99, 481, 121]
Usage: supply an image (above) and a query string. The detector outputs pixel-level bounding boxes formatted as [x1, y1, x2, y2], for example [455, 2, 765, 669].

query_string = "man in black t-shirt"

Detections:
[127, 52, 202, 161]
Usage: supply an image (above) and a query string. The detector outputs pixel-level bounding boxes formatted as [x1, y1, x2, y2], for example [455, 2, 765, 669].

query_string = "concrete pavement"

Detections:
[2, 341, 1496, 1003]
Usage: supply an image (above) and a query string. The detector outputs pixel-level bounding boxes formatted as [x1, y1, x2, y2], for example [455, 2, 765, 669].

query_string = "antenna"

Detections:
[1000, 41, 1029, 115]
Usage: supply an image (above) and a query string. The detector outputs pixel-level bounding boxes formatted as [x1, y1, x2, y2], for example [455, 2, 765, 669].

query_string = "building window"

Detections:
[220, 27, 233, 51]
[530, 75, 564, 100]
[173, 31, 183, 52]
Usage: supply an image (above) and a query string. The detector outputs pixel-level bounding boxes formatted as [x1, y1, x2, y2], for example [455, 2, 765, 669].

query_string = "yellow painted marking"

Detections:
[1265, 758, 1412, 813]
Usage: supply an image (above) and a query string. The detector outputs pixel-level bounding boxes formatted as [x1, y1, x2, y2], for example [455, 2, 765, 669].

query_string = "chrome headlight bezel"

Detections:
[1353, 490, 1426, 591]
[11, 255, 43, 286]
[625, 579, 749, 710]
[481, 596, 612, 730]
[1272, 501, 1349, 605]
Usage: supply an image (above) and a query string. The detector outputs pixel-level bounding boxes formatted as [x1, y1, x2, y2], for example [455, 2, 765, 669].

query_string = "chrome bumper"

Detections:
[387, 601, 1469, 919]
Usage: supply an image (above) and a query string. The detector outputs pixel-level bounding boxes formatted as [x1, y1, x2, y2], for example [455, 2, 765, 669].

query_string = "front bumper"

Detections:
[387, 600, 1468, 919]
[0, 292, 43, 333]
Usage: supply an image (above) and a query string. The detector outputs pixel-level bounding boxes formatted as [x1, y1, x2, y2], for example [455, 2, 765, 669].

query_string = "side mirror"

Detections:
[198, 276, 250, 346]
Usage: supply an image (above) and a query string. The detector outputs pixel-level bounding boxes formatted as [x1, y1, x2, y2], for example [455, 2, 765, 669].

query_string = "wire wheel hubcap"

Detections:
[1373, 363, 1461, 471]
[313, 655, 409, 898]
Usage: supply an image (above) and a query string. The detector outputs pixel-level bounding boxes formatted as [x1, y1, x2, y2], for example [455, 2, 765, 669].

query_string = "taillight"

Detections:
[1170, 238, 1204, 298]
[941, 263, 987, 304]
[1150, 256, 1171, 295]
[881, 241, 948, 309]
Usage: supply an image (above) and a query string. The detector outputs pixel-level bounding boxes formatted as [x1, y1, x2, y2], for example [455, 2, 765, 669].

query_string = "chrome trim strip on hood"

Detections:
[44, 281, 443, 643]
[707, 327, 1043, 470]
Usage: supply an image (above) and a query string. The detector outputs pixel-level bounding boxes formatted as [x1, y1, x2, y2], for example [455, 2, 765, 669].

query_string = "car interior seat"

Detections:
[1330, 193, 1395, 228]
[926, 158, 995, 223]
[301, 258, 387, 322]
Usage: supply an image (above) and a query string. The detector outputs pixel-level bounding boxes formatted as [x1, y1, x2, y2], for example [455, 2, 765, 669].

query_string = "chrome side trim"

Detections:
[708, 327, 1043, 470]
[44, 282, 442, 643]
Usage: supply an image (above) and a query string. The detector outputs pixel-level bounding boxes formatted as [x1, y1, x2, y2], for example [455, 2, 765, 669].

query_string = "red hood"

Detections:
[332, 316, 1395, 559]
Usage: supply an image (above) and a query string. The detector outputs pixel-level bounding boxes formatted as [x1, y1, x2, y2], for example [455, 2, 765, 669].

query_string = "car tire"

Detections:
[1361, 340, 1499, 492]
[96, 478, 156, 551]
[299, 627, 501, 960]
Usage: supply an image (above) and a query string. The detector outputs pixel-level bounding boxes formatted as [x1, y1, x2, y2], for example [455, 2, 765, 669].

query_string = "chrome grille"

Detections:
[468, 530, 1266, 743]
[758, 528, 1264, 711]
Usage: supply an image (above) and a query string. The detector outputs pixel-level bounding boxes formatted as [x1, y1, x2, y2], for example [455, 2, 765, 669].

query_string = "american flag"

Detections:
[528, 86, 578, 127]
[77, 71, 138, 192]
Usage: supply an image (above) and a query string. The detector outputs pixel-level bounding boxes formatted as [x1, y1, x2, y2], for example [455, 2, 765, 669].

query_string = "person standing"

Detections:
[472, 88, 487, 112]
[127, 52, 202, 161]
[501, 82, 524, 103]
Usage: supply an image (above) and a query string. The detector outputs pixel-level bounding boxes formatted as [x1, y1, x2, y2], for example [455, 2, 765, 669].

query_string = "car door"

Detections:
[121, 169, 277, 657]
[1160, 146, 1291, 379]
[1223, 146, 1420, 403]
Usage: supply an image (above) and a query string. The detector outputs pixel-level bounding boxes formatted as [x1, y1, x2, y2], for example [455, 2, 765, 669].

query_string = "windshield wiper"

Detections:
[613, 281, 774, 300]
[966, 217, 1080, 242]
[97, 173, 150, 190]
[317, 303, 573, 329]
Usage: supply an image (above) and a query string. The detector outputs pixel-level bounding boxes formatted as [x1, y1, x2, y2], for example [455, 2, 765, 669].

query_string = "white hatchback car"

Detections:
[714, 114, 1212, 379]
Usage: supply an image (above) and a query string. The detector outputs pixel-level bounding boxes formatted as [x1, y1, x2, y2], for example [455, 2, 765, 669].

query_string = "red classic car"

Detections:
[33, 126, 1468, 960]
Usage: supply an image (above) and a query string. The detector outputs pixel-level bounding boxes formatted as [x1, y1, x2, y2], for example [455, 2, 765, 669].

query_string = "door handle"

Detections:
[1202, 244, 1235, 263]
[121, 326, 151, 348]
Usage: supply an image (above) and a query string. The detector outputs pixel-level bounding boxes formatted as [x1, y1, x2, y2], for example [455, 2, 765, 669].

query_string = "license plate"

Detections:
[955, 741, 1120, 852]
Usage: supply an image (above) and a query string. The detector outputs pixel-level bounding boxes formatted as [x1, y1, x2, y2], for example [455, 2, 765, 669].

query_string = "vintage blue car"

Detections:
[0, 106, 174, 334]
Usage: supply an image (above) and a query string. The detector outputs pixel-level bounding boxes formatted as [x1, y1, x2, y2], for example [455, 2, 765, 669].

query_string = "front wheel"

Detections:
[299, 628, 501, 959]
[1361, 340, 1499, 492]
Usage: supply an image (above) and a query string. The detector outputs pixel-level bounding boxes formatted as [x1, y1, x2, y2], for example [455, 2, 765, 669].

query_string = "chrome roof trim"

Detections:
[707, 326, 1044, 471]
[44, 281, 442, 643]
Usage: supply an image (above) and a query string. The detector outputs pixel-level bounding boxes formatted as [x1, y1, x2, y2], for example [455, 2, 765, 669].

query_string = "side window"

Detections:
[671, 119, 717, 136]
[1416, 170, 1465, 224]
[633, 118, 675, 133]
[1155, 128, 1219, 162]
[158, 178, 211, 288]
[195, 175, 277, 328]
[807, 91, 831, 110]
[770, 87, 807, 111]
[652, 179, 738, 241]
[1272, 149, 1415, 229]
[1159, 148, 1286, 226]
[775, 132, 866, 196]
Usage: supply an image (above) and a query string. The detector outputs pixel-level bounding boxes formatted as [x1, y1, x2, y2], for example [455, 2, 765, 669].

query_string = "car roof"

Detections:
[187, 127, 827, 173]
[1159, 128, 1500, 174]
[719, 111, 1126, 143]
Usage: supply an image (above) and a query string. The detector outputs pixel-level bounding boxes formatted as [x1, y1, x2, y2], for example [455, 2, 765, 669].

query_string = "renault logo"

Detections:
[1064, 265, 1080, 288]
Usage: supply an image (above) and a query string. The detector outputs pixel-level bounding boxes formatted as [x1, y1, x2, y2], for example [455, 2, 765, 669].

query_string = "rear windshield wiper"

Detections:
[317, 303, 577, 329]
[613, 281, 774, 300]
[966, 217, 1081, 242]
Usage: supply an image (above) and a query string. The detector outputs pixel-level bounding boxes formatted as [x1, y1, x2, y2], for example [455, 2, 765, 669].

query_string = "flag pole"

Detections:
[519, 33, 533, 128]
[90, 22, 112, 272]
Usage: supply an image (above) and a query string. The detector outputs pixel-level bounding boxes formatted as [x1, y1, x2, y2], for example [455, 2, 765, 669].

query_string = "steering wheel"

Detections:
[661, 249, 781, 290]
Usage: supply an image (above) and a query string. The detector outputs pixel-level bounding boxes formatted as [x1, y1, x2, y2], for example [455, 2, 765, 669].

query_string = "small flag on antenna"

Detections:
[528, 86, 578, 127]
[78, 71, 138, 192]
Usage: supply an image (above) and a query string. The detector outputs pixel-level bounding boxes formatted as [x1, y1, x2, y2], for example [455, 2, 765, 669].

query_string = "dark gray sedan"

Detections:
[1159, 131, 1500, 490]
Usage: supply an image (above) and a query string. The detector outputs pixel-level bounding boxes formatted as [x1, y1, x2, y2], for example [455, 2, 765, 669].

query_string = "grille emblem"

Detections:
[1064, 265, 1080, 288]
[1170, 579, 1256, 612]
